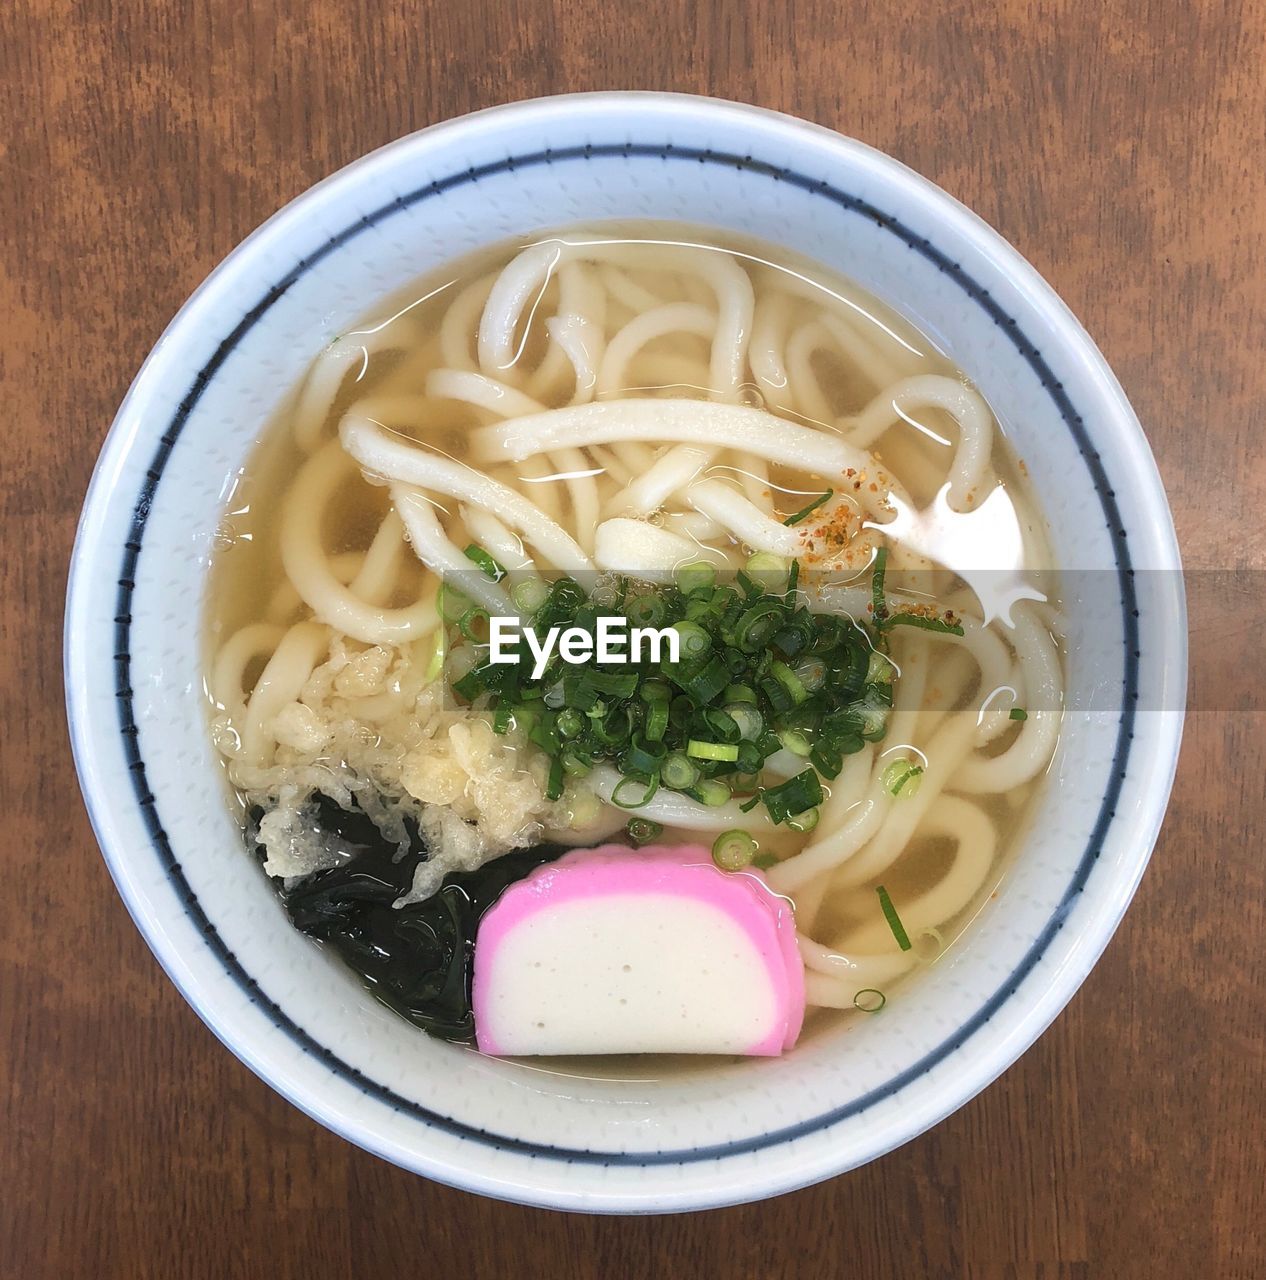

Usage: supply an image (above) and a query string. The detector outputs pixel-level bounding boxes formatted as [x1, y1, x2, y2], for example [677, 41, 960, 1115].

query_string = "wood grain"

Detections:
[3, 0, 1263, 1275]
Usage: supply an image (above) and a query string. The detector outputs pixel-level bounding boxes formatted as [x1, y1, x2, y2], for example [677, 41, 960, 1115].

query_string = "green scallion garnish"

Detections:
[712, 829, 758, 871]
[853, 988, 887, 1013]
[881, 759, 924, 797]
[1010, 707, 1028, 721]
[877, 885, 912, 951]
[870, 545, 888, 623]
[463, 543, 506, 581]
[447, 551, 918, 828]
[675, 561, 717, 594]
[880, 611, 965, 637]
[786, 806, 820, 834]
[510, 576, 549, 615]
[611, 774, 660, 808]
[626, 817, 664, 847]
[691, 778, 732, 807]
[761, 768, 823, 824]
[783, 489, 833, 527]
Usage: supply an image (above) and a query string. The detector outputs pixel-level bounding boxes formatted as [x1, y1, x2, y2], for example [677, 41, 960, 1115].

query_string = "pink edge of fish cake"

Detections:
[472, 844, 805, 1057]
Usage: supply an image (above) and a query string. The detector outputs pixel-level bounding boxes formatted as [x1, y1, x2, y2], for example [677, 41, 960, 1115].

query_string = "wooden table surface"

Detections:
[4, 1, 1263, 1275]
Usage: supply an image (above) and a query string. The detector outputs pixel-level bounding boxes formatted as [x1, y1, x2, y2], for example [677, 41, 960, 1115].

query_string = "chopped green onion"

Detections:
[463, 543, 506, 581]
[734, 600, 784, 652]
[853, 988, 887, 1013]
[751, 852, 779, 870]
[623, 735, 667, 776]
[881, 759, 924, 796]
[761, 768, 823, 824]
[661, 752, 701, 790]
[673, 655, 730, 704]
[424, 628, 446, 682]
[641, 678, 671, 703]
[877, 885, 912, 951]
[670, 619, 712, 659]
[451, 667, 485, 702]
[793, 657, 826, 692]
[626, 817, 664, 847]
[783, 489, 833, 527]
[556, 708, 584, 739]
[810, 742, 844, 779]
[458, 605, 489, 641]
[691, 778, 732, 806]
[726, 702, 765, 741]
[438, 583, 471, 624]
[786, 806, 820, 833]
[627, 593, 666, 627]
[611, 774, 660, 809]
[510, 577, 549, 615]
[585, 669, 640, 698]
[745, 552, 788, 579]
[881, 611, 965, 636]
[1010, 707, 1028, 721]
[446, 541, 946, 832]
[711, 829, 757, 871]
[675, 561, 716, 593]
[866, 650, 894, 684]
[769, 660, 810, 706]
[545, 756, 565, 802]
[870, 545, 888, 623]
[698, 707, 739, 743]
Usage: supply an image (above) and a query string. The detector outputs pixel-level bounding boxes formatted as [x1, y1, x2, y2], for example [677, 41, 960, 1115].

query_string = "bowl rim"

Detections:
[65, 90, 1187, 1211]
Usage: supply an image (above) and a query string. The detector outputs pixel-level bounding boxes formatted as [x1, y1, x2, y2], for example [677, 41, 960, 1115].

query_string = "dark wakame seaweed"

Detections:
[249, 794, 569, 1042]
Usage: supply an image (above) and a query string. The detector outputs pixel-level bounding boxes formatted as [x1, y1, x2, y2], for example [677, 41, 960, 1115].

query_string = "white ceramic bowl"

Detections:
[66, 93, 1185, 1213]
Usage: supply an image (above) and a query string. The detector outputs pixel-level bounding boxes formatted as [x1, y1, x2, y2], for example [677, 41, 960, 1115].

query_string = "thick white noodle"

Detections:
[685, 478, 805, 558]
[479, 240, 754, 400]
[783, 321, 837, 423]
[593, 518, 730, 579]
[602, 444, 712, 518]
[210, 622, 286, 714]
[843, 795, 998, 951]
[460, 506, 536, 571]
[596, 302, 716, 397]
[828, 711, 980, 889]
[748, 292, 797, 413]
[391, 488, 516, 617]
[469, 399, 895, 515]
[439, 272, 497, 371]
[949, 604, 1062, 791]
[279, 442, 440, 644]
[767, 760, 897, 894]
[845, 375, 993, 510]
[341, 415, 594, 571]
[239, 621, 330, 765]
[588, 766, 779, 831]
[426, 372, 604, 555]
[799, 937, 915, 1002]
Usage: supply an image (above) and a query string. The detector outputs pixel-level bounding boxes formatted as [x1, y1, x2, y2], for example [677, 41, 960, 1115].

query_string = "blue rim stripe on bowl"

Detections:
[112, 142, 1138, 1165]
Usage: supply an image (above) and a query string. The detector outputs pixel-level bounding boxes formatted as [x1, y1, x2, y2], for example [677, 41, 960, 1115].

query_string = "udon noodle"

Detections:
[206, 225, 1063, 1047]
